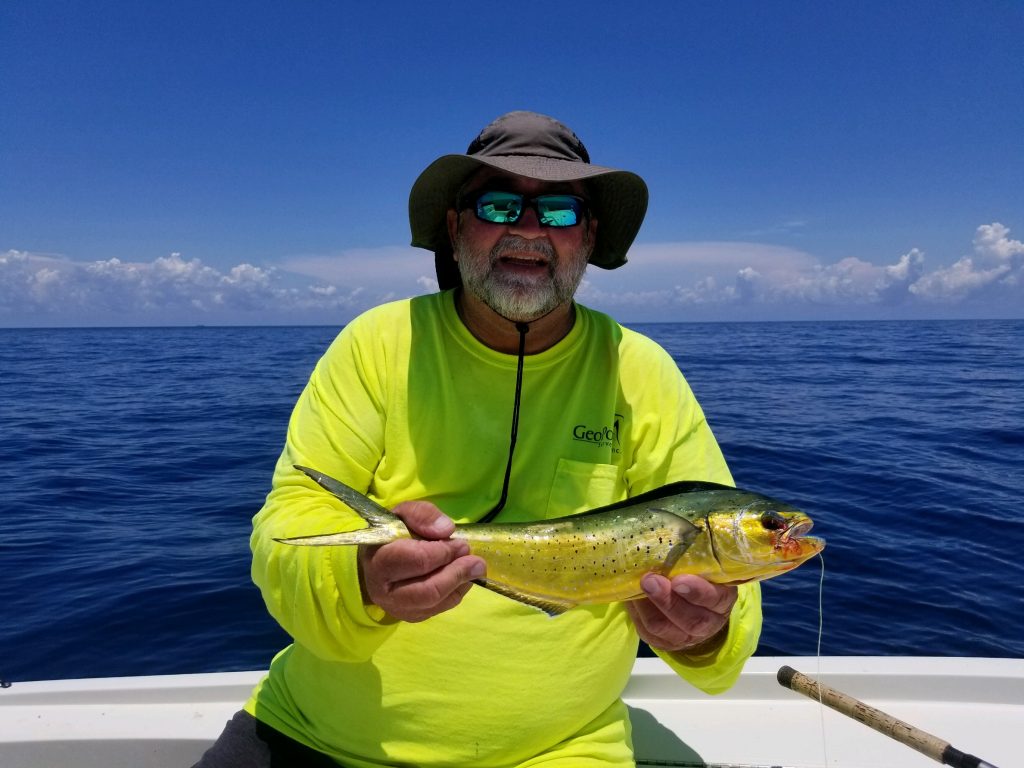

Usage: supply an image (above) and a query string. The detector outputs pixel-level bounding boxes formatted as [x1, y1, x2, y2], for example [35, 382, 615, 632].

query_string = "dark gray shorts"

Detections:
[191, 710, 340, 767]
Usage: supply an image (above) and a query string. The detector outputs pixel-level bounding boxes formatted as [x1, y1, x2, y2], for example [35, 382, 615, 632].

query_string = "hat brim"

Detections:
[409, 154, 648, 271]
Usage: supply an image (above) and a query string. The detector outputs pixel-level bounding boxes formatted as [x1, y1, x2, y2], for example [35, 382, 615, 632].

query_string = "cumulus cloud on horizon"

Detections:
[908, 223, 1024, 301]
[580, 222, 1022, 320]
[2, 223, 1021, 326]
[0, 251, 409, 326]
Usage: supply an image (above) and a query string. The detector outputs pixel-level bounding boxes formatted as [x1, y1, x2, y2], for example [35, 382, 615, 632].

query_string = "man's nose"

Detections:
[508, 205, 544, 237]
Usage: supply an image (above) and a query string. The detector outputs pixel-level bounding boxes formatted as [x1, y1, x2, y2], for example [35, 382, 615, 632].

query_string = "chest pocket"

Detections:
[545, 458, 624, 517]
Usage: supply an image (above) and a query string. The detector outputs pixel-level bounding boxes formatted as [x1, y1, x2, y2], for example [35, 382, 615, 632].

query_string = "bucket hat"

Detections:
[409, 111, 648, 289]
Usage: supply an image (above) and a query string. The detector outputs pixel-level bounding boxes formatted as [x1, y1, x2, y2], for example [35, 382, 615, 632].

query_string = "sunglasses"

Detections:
[464, 190, 588, 228]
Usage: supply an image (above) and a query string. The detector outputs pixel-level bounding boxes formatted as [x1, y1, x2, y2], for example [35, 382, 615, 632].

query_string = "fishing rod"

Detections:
[777, 665, 1001, 768]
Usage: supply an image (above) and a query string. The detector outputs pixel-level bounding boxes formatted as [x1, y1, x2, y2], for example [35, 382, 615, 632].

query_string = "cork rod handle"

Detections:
[776, 666, 998, 768]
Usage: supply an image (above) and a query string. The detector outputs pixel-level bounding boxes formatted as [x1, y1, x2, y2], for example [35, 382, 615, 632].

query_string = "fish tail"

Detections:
[275, 465, 408, 547]
[276, 528, 401, 546]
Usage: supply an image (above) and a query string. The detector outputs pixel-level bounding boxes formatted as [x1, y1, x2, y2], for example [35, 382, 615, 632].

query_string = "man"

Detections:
[195, 111, 762, 767]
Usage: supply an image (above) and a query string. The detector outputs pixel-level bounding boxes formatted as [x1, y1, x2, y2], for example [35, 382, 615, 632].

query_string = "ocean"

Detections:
[2, 320, 1022, 684]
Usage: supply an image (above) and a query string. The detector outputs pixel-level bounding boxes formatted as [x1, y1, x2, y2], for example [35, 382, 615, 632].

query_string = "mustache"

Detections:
[491, 236, 555, 262]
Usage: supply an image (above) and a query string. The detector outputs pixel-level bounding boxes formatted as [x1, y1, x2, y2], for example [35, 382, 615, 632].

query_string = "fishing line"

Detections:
[816, 553, 825, 658]
[637, 558, 831, 768]
[815, 552, 829, 768]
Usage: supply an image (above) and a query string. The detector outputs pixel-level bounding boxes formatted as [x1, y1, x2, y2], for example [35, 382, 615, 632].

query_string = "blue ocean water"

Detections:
[1, 320, 1022, 683]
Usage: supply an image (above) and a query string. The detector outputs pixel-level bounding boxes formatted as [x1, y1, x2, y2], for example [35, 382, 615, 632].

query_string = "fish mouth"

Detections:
[784, 519, 814, 539]
[780, 518, 825, 556]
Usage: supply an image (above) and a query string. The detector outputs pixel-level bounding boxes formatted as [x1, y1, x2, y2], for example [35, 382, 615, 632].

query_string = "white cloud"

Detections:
[280, 246, 426, 284]
[577, 242, 816, 310]
[909, 223, 1023, 302]
[2, 223, 1021, 325]
[579, 241, 928, 317]
[581, 224, 1021, 320]
[974, 222, 1024, 265]
[0, 250, 404, 326]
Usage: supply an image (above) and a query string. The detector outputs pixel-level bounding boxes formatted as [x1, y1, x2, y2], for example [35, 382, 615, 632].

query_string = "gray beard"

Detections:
[454, 235, 589, 322]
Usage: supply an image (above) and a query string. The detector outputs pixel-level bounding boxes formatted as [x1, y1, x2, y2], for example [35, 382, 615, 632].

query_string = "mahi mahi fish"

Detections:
[277, 465, 825, 616]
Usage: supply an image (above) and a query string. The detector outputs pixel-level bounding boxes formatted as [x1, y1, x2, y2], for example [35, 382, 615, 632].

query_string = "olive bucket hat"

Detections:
[409, 111, 649, 289]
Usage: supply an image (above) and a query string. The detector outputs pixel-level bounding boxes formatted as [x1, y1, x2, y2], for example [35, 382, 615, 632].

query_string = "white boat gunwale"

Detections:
[1, 656, 1019, 768]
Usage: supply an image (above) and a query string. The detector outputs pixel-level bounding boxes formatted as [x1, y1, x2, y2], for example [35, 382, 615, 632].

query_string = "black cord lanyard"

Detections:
[478, 321, 529, 523]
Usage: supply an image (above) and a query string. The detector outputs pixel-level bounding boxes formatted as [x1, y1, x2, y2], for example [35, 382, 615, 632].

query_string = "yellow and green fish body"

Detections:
[279, 465, 824, 616]
[448, 505, 701, 613]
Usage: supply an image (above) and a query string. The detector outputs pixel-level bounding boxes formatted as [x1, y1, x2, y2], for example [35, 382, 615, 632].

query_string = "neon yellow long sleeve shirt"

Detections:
[245, 291, 762, 767]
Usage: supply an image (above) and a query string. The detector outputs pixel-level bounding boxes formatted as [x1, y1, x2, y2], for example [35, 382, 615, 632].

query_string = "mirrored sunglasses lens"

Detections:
[536, 196, 582, 227]
[476, 192, 523, 224]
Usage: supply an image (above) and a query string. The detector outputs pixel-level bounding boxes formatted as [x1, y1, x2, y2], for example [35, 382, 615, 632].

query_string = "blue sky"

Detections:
[3, 1, 1022, 326]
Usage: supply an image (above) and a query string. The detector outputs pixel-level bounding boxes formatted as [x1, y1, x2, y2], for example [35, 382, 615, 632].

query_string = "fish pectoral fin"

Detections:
[658, 514, 702, 573]
[474, 579, 576, 617]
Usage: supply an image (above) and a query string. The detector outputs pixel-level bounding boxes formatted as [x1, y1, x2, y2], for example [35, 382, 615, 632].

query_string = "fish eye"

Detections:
[760, 511, 788, 531]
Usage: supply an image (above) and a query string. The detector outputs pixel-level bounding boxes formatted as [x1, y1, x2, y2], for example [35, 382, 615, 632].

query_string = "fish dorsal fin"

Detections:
[622, 480, 737, 504]
[474, 579, 575, 617]
[577, 480, 738, 518]
[294, 465, 397, 527]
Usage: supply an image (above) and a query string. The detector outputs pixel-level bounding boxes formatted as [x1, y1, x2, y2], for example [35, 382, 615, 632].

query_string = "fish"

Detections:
[277, 465, 825, 616]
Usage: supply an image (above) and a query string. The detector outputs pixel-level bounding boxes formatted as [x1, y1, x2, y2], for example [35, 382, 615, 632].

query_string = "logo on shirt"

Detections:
[572, 414, 623, 453]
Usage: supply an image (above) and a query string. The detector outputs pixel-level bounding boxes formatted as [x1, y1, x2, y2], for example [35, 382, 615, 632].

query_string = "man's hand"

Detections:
[625, 573, 737, 654]
[358, 501, 486, 623]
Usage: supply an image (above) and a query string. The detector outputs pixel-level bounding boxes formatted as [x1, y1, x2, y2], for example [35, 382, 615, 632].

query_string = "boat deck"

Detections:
[1, 656, 1019, 767]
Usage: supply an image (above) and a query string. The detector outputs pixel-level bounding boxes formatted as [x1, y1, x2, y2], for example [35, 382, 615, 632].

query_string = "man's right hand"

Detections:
[357, 501, 486, 623]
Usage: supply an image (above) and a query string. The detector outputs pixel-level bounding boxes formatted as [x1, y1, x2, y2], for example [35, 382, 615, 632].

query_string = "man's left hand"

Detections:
[625, 574, 737, 654]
